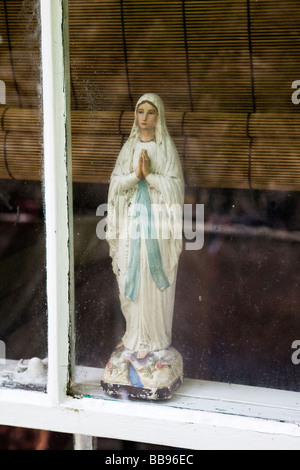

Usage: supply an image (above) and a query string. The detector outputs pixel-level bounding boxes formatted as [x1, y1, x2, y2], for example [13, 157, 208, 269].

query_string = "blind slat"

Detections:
[1, 1, 299, 191]
[1, 106, 299, 191]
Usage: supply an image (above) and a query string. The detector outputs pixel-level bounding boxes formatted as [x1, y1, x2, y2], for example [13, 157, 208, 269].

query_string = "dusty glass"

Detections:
[69, 0, 300, 395]
[0, 0, 47, 390]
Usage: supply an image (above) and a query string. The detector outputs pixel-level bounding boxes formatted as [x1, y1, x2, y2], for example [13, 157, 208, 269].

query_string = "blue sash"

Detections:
[125, 179, 170, 301]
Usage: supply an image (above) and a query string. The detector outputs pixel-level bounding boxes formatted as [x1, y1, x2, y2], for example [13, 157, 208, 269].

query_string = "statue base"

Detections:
[101, 346, 183, 401]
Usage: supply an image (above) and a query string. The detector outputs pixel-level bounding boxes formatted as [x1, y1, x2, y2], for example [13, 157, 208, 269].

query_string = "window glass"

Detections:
[0, 0, 47, 390]
[70, 0, 300, 395]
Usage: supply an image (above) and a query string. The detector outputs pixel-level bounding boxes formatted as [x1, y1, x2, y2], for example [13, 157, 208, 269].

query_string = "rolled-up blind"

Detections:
[0, 0, 299, 190]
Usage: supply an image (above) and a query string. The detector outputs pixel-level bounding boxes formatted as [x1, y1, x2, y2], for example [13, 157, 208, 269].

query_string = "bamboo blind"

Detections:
[0, 0, 299, 190]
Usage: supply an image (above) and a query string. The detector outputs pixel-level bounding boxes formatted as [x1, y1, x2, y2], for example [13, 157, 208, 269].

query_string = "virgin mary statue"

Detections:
[102, 94, 184, 399]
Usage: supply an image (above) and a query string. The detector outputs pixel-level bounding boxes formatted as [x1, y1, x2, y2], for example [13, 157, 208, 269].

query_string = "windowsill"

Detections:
[72, 365, 300, 424]
[1, 360, 299, 425]
[0, 363, 299, 449]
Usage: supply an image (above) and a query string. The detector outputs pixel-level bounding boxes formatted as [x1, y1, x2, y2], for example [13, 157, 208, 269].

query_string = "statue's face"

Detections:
[136, 101, 158, 134]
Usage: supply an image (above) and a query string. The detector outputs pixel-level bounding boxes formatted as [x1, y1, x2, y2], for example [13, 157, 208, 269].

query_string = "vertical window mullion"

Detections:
[41, 0, 73, 405]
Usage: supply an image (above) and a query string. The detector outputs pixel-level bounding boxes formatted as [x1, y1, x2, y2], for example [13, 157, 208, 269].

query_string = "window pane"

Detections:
[0, 0, 47, 390]
[70, 0, 300, 396]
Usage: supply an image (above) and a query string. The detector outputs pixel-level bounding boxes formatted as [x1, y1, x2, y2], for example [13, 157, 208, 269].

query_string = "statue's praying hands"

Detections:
[136, 149, 151, 179]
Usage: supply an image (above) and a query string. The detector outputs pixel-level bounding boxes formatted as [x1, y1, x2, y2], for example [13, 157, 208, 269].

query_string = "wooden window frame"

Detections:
[0, 0, 299, 450]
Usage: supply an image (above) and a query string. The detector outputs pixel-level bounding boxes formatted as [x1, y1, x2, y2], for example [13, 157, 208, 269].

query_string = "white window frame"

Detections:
[0, 0, 300, 450]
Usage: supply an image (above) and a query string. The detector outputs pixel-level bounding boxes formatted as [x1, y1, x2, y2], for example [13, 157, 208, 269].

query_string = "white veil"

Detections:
[108, 93, 184, 204]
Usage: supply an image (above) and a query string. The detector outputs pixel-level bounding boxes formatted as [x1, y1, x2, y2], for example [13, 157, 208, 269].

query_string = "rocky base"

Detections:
[101, 346, 183, 401]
